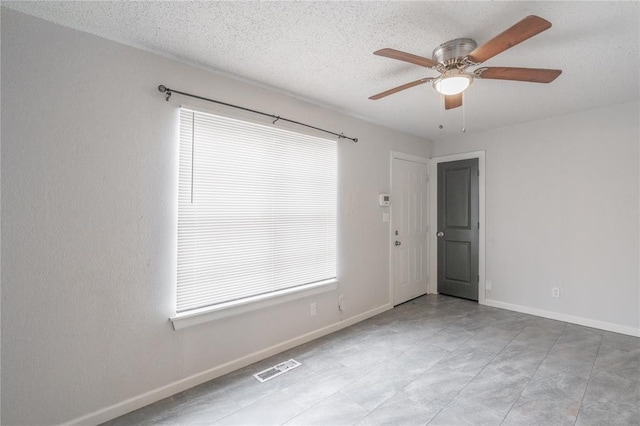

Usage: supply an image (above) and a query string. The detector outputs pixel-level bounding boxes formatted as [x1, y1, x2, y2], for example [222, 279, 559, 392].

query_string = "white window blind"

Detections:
[177, 108, 337, 313]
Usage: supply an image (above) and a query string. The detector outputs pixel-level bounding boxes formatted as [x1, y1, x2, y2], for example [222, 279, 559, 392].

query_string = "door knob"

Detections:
[395, 241, 401, 246]
[437, 232, 444, 237]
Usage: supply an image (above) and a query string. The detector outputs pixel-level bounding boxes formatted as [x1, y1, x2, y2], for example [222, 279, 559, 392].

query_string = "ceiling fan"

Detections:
[369, 15, 562, 110]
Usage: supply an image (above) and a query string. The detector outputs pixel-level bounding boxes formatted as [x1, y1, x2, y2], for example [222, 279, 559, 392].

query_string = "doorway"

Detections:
[437, 158, 479, 300]
[430, 151, 486, 304]
[390, 153, 429, 306]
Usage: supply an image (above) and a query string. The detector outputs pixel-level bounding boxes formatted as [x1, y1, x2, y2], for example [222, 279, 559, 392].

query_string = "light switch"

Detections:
[382, 213, 389, 222]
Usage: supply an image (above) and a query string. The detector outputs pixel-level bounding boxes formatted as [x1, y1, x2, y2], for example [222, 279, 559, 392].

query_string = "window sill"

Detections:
[170, 279, 338, 330]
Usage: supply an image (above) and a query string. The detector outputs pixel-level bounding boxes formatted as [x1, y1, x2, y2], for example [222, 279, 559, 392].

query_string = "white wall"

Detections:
[432, 101, 640, 334]
[0, 9, 431, 425]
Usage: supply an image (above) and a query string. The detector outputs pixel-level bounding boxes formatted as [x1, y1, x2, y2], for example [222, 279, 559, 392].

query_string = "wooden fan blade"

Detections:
[374, 48, 440, 68]
[476, 67, 562, 83]
[369, 78, 433, 100]
[444, 94, 462, 110]
[467, 15, 552, 64]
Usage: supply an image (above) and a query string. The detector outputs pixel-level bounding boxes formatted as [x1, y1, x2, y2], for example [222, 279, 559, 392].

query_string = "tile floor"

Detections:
[103, 295, 640, 425]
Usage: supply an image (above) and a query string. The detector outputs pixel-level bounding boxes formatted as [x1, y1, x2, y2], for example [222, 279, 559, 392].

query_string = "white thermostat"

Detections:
[379, 193, 391, 207]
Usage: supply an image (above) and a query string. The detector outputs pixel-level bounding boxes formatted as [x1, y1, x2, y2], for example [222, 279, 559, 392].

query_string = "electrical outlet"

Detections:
[485, 280, 492, 291]
[310, 303, 317, 316]
[338, 294, 344, 311]
[552, 287, 560, 298]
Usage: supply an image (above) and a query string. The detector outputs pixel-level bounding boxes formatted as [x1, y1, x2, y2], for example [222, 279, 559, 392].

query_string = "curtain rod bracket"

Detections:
[157, 84, 358, 143]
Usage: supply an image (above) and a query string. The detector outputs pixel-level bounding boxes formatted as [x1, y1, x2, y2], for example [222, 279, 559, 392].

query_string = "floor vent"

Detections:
[254, 359, 301, 383]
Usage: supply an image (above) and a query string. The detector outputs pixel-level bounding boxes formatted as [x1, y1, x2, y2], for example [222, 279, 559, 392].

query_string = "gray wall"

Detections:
[1, 9, 432, 425]
[433, 101, 640, 332]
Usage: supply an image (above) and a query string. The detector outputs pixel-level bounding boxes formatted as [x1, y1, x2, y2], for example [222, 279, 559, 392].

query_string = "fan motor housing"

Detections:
[433, 38, 477, 64]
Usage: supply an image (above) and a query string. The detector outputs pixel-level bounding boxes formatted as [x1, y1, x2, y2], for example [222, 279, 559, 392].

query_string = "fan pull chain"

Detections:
[439, 94, 444, 129]
[462, 92, 466, 133]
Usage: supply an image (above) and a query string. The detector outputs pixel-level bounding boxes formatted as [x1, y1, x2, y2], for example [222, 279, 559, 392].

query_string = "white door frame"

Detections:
[389, 151, 431, 305]
[430, 151, 486, 305]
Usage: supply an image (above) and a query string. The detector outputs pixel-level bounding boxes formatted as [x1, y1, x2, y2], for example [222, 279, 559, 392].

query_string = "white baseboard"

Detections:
[483, 299, 640, 337]
[65, 303, 393, 426]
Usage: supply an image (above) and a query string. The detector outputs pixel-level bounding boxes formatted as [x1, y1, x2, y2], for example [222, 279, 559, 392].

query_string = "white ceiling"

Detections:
[4, 1, 639, 140]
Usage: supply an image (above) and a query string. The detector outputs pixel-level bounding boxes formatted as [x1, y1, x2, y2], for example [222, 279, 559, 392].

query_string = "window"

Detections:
[176, 108, 337, 317]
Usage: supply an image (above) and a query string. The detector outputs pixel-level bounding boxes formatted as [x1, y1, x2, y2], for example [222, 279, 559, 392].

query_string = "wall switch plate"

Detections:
[485, 280, 492, 291]
[382, 213, 389, 222]
[552, 287, 560, 298]
[310, 303, 317, 316]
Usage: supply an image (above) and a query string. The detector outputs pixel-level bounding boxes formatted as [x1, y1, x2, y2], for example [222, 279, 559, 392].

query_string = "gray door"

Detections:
[437, 158, 479, 301]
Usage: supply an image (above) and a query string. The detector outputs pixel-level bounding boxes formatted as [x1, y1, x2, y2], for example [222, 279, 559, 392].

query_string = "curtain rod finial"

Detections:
[158, 85, 172, 101]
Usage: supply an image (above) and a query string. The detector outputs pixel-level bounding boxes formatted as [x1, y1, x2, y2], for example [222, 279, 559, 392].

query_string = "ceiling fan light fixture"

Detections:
[369, 16, 561, 109]
[433, 70, 473, 96]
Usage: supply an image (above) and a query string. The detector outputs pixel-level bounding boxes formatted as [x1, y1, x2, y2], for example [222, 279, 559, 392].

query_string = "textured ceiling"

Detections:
[4, 1, 639, 140]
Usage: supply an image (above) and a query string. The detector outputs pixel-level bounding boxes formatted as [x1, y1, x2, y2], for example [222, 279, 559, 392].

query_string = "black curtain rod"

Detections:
[158, 85, 358, 143]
